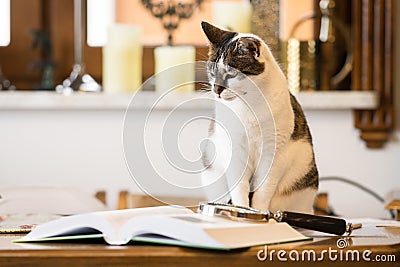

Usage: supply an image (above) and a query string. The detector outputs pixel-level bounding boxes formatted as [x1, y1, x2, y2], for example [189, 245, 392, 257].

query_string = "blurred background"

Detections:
[0, 0, 398, 219]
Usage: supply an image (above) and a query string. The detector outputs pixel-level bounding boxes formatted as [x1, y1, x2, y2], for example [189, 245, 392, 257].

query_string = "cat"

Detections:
[200, 21, 318, 214]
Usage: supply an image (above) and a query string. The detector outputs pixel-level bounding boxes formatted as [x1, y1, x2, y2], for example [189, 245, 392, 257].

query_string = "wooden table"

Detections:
[1, 228, 399, 267]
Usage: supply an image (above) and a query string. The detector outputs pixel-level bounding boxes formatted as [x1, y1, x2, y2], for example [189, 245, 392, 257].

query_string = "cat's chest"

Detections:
[214, 100, 264, 144]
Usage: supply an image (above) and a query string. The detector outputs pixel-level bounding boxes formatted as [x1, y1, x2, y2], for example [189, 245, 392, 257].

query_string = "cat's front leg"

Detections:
[251, 187, 274, 211]
[250, 156, 282, 211]
[225, 159, 253, 207]
[201, 167, 231, 203]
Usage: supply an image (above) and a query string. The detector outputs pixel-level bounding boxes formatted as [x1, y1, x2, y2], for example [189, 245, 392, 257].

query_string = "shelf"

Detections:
[293, 91, 379, 110]
[0, 91, 378, 111]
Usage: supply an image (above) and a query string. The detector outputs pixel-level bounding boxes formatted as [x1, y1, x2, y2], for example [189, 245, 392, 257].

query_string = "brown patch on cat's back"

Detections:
[290, 94, 312, 141]
[283, 94, 319, 195]
[281, 163, 319, 196]
[226, 37, 265, 76]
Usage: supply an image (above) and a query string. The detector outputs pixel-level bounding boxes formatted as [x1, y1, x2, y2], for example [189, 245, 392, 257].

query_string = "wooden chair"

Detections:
[313, 192, 331, 216]
[95, 191, 107, 206]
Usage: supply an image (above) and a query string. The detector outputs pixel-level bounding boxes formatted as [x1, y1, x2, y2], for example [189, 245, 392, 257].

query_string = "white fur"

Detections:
[201, 33, 317, 213]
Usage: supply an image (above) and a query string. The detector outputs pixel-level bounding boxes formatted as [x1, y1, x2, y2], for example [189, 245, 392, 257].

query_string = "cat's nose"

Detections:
[213, 84, 226, 96]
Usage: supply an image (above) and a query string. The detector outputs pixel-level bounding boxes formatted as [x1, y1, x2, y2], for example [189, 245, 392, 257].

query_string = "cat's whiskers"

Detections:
[197, 81, 213, 93]
[224, 87, 247, 96]
[198, 87, 212, 92]
[198, 89, 213, 99]
[201, 90, 212, 96]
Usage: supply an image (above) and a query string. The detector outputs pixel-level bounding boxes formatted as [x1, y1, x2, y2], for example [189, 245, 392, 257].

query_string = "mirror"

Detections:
[0, 0, 13, 90]
[0, 0, 10, 46]
[87, 0, 115, 47]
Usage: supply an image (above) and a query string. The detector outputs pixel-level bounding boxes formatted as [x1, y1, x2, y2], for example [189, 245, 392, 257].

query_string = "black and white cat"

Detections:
[200, 21, 318, 213]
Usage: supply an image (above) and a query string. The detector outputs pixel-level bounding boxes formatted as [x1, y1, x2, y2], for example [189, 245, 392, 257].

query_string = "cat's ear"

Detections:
[201, 21, 237, 48]
[235, 37, 261, 59]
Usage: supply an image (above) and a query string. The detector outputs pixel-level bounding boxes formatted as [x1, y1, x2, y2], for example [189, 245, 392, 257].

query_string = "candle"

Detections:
[212, 0, 252, 33]
[154, 46, 195, 93]
[102, 24, 142, 93]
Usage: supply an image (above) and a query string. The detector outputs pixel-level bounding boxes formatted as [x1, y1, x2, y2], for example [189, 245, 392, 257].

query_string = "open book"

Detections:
[15, 206, 310, 250]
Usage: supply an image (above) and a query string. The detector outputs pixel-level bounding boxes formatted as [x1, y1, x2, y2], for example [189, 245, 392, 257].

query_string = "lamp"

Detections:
[141, 0, 202, 93]
[141, 0, 203, 45]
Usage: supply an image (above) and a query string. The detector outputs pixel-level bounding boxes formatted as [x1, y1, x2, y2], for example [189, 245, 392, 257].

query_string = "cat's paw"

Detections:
[230, 194, 250, 207]
[250, 192, 271, 211]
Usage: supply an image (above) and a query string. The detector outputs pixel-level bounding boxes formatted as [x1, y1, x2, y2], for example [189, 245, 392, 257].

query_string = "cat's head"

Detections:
[201, 21, 267, 101]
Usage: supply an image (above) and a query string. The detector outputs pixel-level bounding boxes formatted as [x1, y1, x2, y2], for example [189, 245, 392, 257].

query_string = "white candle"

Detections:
[154, 46, 195, 93]
[102, 24, 142, 93]
[212, 0, 252, 33]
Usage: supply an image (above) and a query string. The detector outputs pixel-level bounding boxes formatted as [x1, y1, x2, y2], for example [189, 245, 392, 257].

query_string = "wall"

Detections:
[306, 110, 400, 219]
[0, 110, 133, 207]
[1, 104, 398, 219]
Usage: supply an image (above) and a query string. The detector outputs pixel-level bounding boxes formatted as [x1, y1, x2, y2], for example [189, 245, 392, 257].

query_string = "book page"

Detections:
[16, 207, 308, 250]
[16, 206, 193, 244]
[122, 213, 309, 249]
[16, 213, 111, 241]
[96, 206, 193, 231]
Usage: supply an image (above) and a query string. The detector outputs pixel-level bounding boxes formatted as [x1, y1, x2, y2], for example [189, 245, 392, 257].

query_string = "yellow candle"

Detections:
[212, 0, 252, 33]
[154, 46, 195, 93]
[102, 24, 142, 93]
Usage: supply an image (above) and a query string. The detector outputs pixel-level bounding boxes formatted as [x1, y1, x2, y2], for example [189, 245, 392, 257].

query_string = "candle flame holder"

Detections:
[56, 0, 101, 94]
[141, 0, 203, 45]
[0, 65, 16, 91]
